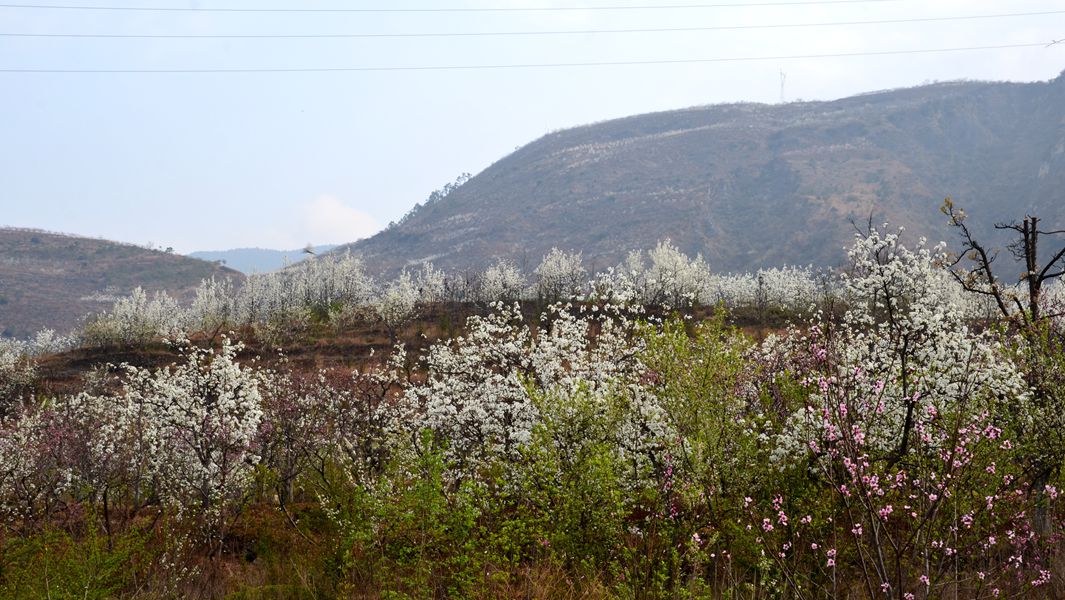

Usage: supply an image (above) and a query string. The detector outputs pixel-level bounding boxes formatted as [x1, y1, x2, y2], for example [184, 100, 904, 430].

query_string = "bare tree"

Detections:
[941, 198, 1065, 327]
[943, 199, 1065, 522]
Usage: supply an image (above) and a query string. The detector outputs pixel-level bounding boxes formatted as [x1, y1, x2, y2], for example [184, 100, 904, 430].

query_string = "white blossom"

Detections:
[81, 287, 185, 345]
[535, 248, 587, 302]
[478, 259, 526, 303]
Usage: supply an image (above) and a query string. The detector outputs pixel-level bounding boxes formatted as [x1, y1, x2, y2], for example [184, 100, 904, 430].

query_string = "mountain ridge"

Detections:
[189, 245, 338, 274]
[335, 74, 1065, 275]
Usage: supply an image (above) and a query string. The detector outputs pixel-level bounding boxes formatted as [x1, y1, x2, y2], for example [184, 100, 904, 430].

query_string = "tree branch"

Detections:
[1037, 245, 1065, 281]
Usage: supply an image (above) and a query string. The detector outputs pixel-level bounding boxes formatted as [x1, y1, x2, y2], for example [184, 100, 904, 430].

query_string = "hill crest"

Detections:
[336, 74, 1065, 275]
[0, 227, 242, 338]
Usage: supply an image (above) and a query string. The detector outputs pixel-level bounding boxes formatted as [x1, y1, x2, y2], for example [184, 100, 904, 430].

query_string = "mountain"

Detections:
[336, 73, 1065, 275]
[0, 228, 242, 339]
[188, 245, 338, 274]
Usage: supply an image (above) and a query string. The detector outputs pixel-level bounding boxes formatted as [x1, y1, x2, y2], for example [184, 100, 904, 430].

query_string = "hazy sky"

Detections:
[2, 0, 1063, 253]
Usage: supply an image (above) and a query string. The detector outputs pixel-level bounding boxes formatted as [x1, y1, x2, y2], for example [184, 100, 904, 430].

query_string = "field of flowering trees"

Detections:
[1, 223, 1065, 599]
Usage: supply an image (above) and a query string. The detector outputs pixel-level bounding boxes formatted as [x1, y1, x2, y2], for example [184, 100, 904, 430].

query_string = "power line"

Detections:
[0, 0, 900, 13]
[0, 41, 1052, 73]
[4, 10, 1062, 39]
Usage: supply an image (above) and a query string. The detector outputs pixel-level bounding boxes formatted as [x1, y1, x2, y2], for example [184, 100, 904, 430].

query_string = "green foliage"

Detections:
[520, 388, 630, 569]
[1005, 320, 1065, 484]
[0, 518, 151, 600]
[333, 434, 484, 598]
[640, 315, 763, 540]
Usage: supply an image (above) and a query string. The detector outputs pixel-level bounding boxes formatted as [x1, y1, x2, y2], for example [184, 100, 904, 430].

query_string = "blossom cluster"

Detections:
[0, 227, 1061, 596]
[73, 236, 1011, 352]
[751, 228, 1051, 597]
[402, 301, 670, 478]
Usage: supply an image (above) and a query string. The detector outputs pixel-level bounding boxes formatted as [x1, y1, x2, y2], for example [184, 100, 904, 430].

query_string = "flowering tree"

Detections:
[943, 202, 1065, 498]
[414, 262, 447, 305]
[755, 228, 1051, 598]
[372, 271, 420, 341]
[81, 287, 185, 345]
[592, 241, 712, 308]
[403, 302, 658, 474]
[644, 240, 712, 307]
[534, 248, 586, 302]
[0, 340, 35, 419]
[186, 276, 237, 339]
[231, 251, 375, 334]
[0, 406, 75, 531]
[478, 259, 526, 304]
[127, 339, 263, 513]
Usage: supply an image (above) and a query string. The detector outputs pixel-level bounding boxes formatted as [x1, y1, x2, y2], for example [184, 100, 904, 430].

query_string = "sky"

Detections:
[1, 0, 1063, 254]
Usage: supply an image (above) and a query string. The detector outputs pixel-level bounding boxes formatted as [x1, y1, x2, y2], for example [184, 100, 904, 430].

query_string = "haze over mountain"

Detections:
[188, 245, 338, 274]
[0, 228, 241, 339]
[336, 73, 1065, 275]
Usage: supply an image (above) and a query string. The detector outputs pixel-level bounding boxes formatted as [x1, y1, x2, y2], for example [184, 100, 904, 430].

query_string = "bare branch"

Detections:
[1011, 295, 1031, 325]
[995, 222, 1024, 233]
[1037, 246, 1065, 281]
[942, 201, 1013, 321]
[849, 213, 876, 238]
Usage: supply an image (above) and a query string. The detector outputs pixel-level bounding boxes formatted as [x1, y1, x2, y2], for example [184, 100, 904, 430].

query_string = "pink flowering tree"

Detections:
[753, 229, 1057, 598]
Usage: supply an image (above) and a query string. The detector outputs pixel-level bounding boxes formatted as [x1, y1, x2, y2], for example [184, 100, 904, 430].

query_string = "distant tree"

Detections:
[534, 248, 586, 303]
[424, 173, 471, 206]
[478, 259, 525, 303]
[392, 173, 473, 231]
[372, 271, 419, 342]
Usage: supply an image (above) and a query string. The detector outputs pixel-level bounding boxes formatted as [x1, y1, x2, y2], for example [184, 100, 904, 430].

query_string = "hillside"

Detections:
[338, 73, 1065, 275]
[0, 228, 242, 338]
[188, 245, 338, 274]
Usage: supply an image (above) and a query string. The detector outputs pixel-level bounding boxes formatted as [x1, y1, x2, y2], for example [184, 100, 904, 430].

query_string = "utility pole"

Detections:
[779, 69, 787, 103]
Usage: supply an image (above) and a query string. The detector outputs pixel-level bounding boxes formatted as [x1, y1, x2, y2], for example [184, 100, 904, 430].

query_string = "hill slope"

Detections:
[188, 245, 338, 274]
[0, 228, 242, 338]
[338, 74, 1065, 275]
